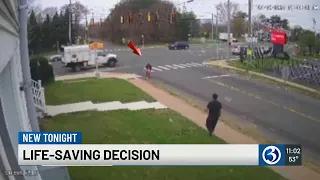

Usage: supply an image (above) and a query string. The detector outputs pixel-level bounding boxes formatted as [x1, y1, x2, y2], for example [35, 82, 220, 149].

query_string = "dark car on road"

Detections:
[168, 41, 189, 50]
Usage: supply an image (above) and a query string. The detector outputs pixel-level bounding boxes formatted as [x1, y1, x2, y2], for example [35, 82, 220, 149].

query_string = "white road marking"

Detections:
[190, 62, 204, 67]
[152, 67, 163, 71]
[172, 64, 186, 68]
[178, 63, 193, 67]
[201, 74, 234, 79]
[157, 66, 170, 70]
[185, 63, 200, 67]
[224, 96, 232, 102]
[165, 65, 178, 69]
[184, 63, 197, 67]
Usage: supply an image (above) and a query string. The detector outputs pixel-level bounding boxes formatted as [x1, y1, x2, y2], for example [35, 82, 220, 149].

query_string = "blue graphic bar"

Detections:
[18, 132, 82, 144]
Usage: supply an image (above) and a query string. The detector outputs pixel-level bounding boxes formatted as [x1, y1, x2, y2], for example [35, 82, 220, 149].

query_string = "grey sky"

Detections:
[37, 0, 320, 30]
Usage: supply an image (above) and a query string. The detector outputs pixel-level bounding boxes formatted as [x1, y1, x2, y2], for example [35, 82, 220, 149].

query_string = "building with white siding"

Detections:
[0, 0, 70, 179]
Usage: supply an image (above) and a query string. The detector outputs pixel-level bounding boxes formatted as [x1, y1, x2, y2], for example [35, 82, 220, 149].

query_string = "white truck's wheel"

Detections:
[107, 58, 117, 67]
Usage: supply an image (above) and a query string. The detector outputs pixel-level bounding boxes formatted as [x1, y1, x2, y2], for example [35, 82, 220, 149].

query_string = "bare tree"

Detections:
[216, 1, 239, 25]
[60, 2, 89, 25]
[41, 7, 58, 19]
[252, 13, 267, 31]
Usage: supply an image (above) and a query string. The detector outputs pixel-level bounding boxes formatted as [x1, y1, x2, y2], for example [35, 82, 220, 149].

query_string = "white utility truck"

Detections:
[219, 33, 237, 42]
[60, 45, 118, 71]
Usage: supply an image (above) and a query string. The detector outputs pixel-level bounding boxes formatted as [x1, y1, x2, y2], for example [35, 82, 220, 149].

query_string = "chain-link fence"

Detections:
[238, 46, 320, 88]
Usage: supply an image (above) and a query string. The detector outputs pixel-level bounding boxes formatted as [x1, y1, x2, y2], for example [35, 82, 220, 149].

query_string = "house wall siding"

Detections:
[0, 1, 43, 180]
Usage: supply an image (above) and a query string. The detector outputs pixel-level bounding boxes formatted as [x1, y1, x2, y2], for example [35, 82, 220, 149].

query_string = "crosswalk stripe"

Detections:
[190, 62, 204, 67]
[157, 66, 170, 70]
[172, 64, 186, 68]
[152, 67, 163, 71]
[180, 63, 193, 67]
[165, 65, 178, 69]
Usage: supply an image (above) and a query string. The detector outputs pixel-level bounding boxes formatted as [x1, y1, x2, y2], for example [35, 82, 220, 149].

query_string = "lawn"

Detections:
[42, 109, 286, 180]
[44, 78, 155, 105]
[230, 58, 304, 72]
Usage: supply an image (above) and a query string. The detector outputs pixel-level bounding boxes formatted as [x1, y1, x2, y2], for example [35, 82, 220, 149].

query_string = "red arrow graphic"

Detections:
[127, 41, 141, 56]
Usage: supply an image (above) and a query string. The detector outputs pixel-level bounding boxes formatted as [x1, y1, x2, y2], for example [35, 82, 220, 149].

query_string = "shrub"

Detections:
[30, 56, 54, 85]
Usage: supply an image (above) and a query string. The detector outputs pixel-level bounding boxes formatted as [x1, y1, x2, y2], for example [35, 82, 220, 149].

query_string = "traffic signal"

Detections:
[147, 12, 151, 22]
[100, 18, 103, 26]
[120, 15, 124, 23]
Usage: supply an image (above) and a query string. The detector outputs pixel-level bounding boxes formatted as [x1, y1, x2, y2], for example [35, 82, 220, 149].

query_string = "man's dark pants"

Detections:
[206, 116, 219, 136]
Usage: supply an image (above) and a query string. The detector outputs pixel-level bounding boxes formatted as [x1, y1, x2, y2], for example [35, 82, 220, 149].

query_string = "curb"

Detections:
[54, 72, 141, 81]
[204, 60, 320, 95]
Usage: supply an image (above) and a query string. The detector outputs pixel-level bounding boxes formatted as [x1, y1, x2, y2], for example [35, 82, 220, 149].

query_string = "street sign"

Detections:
[89, 42, 104, 50]
[216, 41, 220, 46]
[281, 66, 290, 80]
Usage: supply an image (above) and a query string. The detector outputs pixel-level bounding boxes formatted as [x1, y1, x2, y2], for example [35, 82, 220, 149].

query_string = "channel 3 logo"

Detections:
[262, 146, 281, 165]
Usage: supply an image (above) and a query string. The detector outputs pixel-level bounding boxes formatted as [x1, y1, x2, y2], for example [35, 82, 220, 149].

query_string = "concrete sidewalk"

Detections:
[129, 78, 320, 180]
[54, 72, 141, 81]
[204, 60, 320, 95]
[46, 100, 167, 116]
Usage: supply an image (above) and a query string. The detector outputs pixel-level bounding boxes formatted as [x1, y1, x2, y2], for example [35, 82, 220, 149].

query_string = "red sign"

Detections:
[270, 30, 287, 45]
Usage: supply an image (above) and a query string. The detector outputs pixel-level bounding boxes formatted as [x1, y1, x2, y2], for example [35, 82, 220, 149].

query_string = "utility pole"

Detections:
[211, 13, 214, 40]
[313, 18, 317, 36]
[248, 0, 253, 60]
[85, 12, 88, 43]
[215, 7, 218, 40]
[248, 0, 252, 36]
[19, 0, 40, 133]
[227, 0, 231, 60]
[68, 0, 72, 44]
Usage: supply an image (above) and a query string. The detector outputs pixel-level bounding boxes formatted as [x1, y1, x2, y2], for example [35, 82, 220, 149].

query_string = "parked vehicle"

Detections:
[168, 41, 189, 50]
[232, 44, 240, 55]
[60, 45, 118, 72]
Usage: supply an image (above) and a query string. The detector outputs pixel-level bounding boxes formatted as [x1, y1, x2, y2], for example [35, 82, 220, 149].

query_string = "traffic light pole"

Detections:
[227, 0, 231, 60]
[211, 13, 214, 40]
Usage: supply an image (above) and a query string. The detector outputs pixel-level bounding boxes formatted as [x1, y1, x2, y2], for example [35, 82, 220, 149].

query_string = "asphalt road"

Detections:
[53, 44, 320, 162]
[52, 44, 233, 76]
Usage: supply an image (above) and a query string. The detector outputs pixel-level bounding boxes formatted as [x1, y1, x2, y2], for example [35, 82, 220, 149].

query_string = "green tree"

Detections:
[51, 12, 61, 48]
[298, 30, 316, 55]
[266, 15, 289, 29]
[175, 12, 197, 41]
[28, 10, 41, 54]
[291, 25, 303, 42]
[42, 14, 52, 50]
[232, 11, 247, 37]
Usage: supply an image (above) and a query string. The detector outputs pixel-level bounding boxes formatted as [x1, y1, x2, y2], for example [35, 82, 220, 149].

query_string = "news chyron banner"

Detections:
[18, 132, 302, 166]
